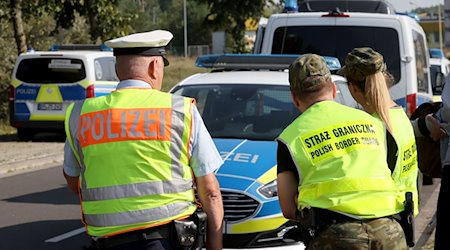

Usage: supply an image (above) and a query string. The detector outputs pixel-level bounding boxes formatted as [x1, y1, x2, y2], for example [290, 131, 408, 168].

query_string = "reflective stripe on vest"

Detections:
[65, 89, 197, 236]
[278, 101, 402, 219]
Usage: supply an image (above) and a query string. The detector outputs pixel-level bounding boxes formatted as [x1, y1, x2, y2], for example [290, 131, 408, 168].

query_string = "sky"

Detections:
[387, 0, 443, 12]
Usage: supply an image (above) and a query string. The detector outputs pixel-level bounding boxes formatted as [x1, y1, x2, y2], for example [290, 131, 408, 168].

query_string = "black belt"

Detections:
[93, 224, 171, 249]
[315, 208, 394, 226]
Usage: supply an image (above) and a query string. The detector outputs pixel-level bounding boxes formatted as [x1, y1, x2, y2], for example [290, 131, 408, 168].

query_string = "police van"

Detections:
[254, 6, 433, 117]
[9, 45, 118, 140]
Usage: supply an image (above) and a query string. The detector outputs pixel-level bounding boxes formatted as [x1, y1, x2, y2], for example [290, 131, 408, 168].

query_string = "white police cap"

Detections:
[105, 30, 173, 66]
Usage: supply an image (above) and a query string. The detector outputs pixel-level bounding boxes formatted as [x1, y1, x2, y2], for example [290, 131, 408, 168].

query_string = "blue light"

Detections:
[323, 56, 341, 71]
[284, 0, 298, 13]
[100, 44, 113, 52]
[48, 44, 60, 51]
[195, 54, 342, 71]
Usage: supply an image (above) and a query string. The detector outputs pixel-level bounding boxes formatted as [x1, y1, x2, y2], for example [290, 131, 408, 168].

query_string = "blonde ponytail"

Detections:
[365, 72, 393, 133]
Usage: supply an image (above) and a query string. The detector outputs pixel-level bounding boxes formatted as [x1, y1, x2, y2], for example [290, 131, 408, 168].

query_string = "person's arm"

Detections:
[63, 139, 81, 194]
[188, 104, 224, 249]
[426, 115, 448, 141]
[276, 141, 299, 221]
[277, 171, 299, 220]
[63, 171, 80, 194]
[195, 173, 223, 250]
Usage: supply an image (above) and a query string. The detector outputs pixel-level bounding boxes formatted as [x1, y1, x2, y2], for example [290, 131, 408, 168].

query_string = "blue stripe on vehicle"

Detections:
[59, 85, 86, 100]
[15, 85, 40, 100]
[216, 175, 255, 191]
[254, 199, 283, 217]
[214, 138, 277, 180]
[395, 95, 433, 109]
[14, 103, 30, 121]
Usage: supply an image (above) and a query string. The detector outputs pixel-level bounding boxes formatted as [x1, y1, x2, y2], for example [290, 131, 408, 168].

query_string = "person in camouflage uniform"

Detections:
[276, 54, 408, 249]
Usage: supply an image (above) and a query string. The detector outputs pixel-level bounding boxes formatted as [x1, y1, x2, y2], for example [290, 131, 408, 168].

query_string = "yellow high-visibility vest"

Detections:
[381, 107, 419, 216]
[277, 101, 403, 219]
[65, 88, 197, 236]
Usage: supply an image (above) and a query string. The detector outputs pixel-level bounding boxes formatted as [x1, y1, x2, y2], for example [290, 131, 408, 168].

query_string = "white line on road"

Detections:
[45, 227, 86, 243]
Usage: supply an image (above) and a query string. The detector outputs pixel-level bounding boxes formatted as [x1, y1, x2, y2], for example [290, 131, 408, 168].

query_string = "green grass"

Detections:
[163, 55, 209, 92]
[0, 56, 209, 135]
[0, 123, 16, 135]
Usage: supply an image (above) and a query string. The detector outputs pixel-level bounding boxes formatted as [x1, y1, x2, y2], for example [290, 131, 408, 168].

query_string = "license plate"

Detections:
[37, 103, 63, 111]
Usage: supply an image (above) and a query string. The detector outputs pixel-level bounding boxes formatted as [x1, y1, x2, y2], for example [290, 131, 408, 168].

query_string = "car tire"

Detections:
[17, 129, 34, 141]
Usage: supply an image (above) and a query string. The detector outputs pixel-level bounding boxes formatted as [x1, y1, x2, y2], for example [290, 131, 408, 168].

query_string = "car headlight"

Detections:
[258, 180, 278, 198]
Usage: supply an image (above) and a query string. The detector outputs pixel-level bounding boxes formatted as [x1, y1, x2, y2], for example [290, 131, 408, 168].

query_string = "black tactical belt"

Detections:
[93, 224, 171, 249]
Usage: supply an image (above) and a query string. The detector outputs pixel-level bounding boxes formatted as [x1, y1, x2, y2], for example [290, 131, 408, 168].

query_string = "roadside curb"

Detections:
[0, 154, 63, 178]
[413, 181, 440, 249]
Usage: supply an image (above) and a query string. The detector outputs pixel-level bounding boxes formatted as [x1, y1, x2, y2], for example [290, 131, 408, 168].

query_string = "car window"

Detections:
[16, 58, 86, 83]
[172, 84, 300, 140]
[413, 30, 430, 93]
[271, 26, 401, 85]
[94, 57, 118, 81]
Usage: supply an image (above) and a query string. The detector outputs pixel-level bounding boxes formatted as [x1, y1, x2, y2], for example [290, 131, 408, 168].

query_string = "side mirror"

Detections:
[435, 72, 445, 93]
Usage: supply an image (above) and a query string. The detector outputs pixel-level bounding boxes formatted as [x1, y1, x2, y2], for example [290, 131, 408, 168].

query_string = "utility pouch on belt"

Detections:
[172, 211, 207, 250]
[282, 208, 316, 245]
[399, 192, 415, 247]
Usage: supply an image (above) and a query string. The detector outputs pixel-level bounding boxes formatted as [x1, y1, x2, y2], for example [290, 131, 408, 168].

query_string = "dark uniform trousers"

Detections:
[88, 224, 173, 250]
[435, 166, 449, 250]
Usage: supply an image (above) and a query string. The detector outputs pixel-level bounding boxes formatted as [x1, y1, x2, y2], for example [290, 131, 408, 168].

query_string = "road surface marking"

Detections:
[45, 227, 85, 243]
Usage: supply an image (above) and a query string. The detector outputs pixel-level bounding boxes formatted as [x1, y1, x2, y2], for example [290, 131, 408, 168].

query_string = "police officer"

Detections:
[276, 54, 407, 249]
[63, 30, 224, 250]
[339, 47, 419, 216]
[412, 77, 450, 250]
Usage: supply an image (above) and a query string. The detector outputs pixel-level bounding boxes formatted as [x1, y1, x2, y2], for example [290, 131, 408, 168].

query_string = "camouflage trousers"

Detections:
[307, 217, 408, 250]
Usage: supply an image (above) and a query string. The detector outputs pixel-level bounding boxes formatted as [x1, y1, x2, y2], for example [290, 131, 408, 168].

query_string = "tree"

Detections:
[9, 0, 27, 54]
[197, 0, 268, 53]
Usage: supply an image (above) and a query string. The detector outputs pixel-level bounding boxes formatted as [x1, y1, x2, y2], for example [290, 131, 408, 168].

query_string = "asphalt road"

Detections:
[0, 132, 440, 249]
[0, 165, 91, 250]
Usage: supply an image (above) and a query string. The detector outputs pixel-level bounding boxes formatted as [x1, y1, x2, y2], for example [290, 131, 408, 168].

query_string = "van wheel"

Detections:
[17, 129, 34, 141]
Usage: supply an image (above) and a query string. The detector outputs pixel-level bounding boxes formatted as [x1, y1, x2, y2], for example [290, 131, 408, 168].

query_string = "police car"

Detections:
[170, 54, 356, 249]
[9, 44, 118, 141]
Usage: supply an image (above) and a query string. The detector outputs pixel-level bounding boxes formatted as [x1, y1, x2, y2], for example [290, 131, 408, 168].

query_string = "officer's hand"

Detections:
[427, 114, 448, 141]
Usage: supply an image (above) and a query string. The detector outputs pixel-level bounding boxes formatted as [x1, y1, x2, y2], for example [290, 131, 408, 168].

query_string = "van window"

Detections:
[272, 26, 401, 84]
[94, 57, 118, 81]
[16, 58, 86, 84]
[413, 30, 429, 93]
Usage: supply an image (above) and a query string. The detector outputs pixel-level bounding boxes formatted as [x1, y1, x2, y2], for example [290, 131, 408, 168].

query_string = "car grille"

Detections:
[222, 190, 260, 222]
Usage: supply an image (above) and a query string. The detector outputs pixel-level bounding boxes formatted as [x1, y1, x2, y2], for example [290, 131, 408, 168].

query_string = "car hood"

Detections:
[213, 138, 278, 192]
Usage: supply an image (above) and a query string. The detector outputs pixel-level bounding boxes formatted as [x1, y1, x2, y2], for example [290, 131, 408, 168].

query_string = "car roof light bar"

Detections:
[322, 8, 350, 17]
[49, 44, 112, 52]
[196, 54, 342, 71]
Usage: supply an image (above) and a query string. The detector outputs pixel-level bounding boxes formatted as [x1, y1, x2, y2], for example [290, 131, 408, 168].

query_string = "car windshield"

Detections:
[172, 84, 300, 140]
[272, 26, 401, 85]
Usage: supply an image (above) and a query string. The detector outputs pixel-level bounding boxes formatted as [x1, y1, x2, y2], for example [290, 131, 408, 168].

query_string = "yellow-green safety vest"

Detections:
[380, 107, 419, 216]
[65, 88, 197, 237]
[277, 101, 403, 219]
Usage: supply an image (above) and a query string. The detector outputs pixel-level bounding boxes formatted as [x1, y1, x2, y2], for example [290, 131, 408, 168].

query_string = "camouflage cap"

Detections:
[289, 54, 331, 91]
[338, 47, 386, 82]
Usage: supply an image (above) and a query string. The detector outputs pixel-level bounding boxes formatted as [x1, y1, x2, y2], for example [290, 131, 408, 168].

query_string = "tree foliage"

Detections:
[0, 0, 284, 122]
[197, 0, 267, 53]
